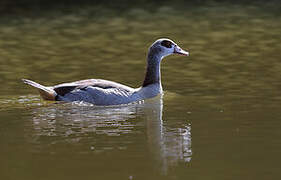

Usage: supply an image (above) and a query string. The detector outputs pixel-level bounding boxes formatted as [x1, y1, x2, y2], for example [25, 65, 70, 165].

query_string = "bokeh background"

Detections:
[0, 0, 280, 180]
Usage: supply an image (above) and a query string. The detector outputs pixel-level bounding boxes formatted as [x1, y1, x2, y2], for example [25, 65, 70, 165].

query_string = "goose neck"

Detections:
[142, 52, 162, 87]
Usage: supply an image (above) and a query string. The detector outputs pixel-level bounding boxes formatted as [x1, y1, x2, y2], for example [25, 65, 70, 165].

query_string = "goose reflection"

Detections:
[144, 96, 192, 174]
[30, 95, 192, 173]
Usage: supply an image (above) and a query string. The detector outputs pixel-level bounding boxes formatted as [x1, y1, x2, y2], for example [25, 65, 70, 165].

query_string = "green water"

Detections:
[0, 2, 281, 180]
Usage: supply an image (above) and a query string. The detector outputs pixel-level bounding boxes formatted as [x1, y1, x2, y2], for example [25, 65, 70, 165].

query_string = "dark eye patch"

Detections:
[161, 40, 172, 48]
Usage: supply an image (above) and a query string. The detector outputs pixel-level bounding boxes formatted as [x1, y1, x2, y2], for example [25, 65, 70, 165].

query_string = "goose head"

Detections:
[142, 38, 189, 87]
[148, 38, 189, 60]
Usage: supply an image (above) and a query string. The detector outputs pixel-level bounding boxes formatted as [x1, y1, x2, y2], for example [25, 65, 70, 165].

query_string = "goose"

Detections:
[22, 38, 189, 106]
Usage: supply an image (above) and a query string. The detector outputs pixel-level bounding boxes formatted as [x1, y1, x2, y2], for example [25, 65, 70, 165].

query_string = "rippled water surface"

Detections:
[0, 2, 281, 180]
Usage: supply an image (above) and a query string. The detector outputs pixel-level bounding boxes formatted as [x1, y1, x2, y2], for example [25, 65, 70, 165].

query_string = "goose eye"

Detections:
[161, 40, 172, 48]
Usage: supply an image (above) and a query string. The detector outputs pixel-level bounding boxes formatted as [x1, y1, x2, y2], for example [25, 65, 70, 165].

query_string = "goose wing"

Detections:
[53, 79, 134, 96]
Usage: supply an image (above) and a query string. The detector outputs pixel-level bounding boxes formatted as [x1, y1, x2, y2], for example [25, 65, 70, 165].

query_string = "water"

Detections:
[0, 2, 281, 180]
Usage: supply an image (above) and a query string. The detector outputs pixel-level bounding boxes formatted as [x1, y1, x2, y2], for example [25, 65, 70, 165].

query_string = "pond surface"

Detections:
[0, 2, 281, 180]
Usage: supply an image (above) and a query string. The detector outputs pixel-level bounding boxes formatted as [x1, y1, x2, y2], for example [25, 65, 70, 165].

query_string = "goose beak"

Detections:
[174, 45, 189, 56]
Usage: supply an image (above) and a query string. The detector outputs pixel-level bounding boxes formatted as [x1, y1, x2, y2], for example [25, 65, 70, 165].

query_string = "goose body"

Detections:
[22, 38, 189, 106]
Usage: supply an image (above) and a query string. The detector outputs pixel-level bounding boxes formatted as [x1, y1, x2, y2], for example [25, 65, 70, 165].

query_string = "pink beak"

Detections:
[174, 45, 189, 56]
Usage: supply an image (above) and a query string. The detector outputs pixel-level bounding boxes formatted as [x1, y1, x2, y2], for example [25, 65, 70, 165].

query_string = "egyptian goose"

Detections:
[22, 38, 189, 105]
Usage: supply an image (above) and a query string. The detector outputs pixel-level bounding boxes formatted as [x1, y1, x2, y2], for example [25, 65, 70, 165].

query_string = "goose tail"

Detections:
[22, 79, 57, 101]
